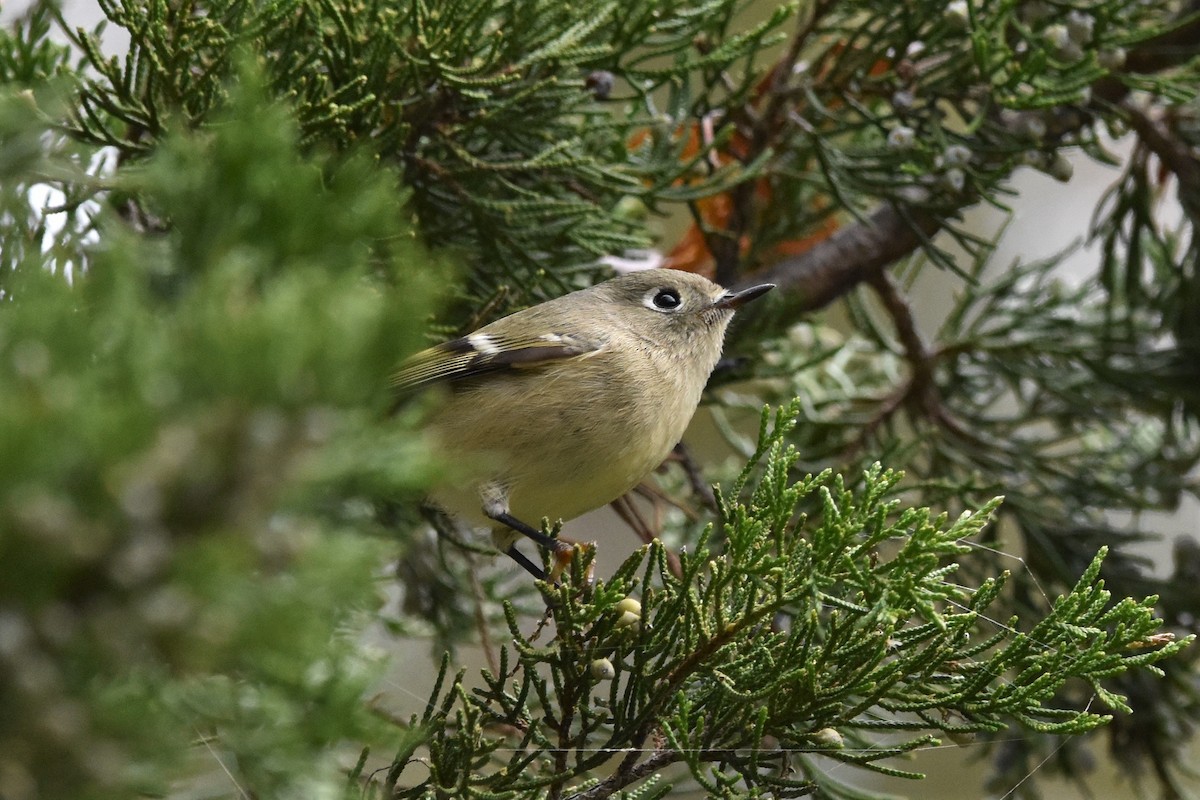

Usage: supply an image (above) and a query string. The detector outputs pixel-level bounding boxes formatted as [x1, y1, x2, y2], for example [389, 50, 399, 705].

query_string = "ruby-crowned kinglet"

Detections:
[393, 268, 773, 577]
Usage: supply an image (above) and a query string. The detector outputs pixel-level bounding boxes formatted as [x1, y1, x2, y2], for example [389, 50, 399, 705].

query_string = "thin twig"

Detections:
[867, 271, 935, 393]
[611, 493, 658, 543]
[747, 0, 841, 156]
[466, 556, 499, 675]
[632, 481, 701, 523]
[870, 270, 994, 448]
[669, 442, 719, 512]
[1125, 104, 1200, 185]
[845, 272, 996, 459]
[562, 749, 681, 800]
[611, 492, 684, 580]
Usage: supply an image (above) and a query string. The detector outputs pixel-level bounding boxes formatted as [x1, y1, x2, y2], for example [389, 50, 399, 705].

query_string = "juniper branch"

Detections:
[737, 202, 941, 311]
[734, 6, 1200, 315]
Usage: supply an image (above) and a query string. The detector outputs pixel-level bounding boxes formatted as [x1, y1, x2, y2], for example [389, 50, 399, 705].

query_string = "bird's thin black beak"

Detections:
[714, 283, 775, 310]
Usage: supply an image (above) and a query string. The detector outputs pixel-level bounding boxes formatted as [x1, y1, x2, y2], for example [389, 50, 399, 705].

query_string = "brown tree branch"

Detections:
[732, 7, 1200, 314]
[867, 271, 934, 387]
[735, 202, 941, 312]
[1093, 0, 1200, 106]
[1123, 101, 1200, 221]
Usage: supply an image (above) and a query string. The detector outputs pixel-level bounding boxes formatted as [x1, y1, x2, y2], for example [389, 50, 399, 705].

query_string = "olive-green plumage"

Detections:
[393, 268, 772, 553]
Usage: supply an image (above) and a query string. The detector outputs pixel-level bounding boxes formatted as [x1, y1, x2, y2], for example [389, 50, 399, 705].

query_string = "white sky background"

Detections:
[2, 0, 126, 282]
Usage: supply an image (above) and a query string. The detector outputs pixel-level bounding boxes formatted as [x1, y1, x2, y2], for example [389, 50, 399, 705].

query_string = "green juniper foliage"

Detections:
[382, 407, 1188, 800]
[2, 0, 1200, 797]
[53, 0, 790, 317]
[0, 64, 443, 798]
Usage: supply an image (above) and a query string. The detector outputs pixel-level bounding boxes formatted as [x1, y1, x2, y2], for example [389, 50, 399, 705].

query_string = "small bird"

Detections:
[392, 268, 773, 578]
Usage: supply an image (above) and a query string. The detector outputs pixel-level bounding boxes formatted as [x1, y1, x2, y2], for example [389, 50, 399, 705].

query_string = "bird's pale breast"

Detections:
[428, 329, 712, 527]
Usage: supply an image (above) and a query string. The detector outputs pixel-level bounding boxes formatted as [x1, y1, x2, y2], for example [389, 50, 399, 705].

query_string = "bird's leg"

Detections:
[489, 510, 563, 551]
[480, 484, 590, 582]
[486, 510, 577, 581]
[504, 544, 547, 581]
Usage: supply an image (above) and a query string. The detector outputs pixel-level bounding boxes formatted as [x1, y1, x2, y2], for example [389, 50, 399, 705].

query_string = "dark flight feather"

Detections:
[390, 331, 603, 394]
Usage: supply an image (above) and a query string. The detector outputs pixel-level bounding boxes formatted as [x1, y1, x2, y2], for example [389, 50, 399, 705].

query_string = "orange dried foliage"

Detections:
[642, 47, 892, 274]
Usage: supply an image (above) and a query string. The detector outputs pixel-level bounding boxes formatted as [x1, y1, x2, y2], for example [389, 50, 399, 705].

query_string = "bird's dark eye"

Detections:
[651, 288, 682, 310]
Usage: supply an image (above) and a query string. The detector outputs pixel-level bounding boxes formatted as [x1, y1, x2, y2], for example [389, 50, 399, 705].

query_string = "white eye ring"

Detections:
[645, 287, 683, 312]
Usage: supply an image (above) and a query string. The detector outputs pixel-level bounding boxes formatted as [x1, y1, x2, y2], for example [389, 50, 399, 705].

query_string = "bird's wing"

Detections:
[390, 330, 604, 393]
